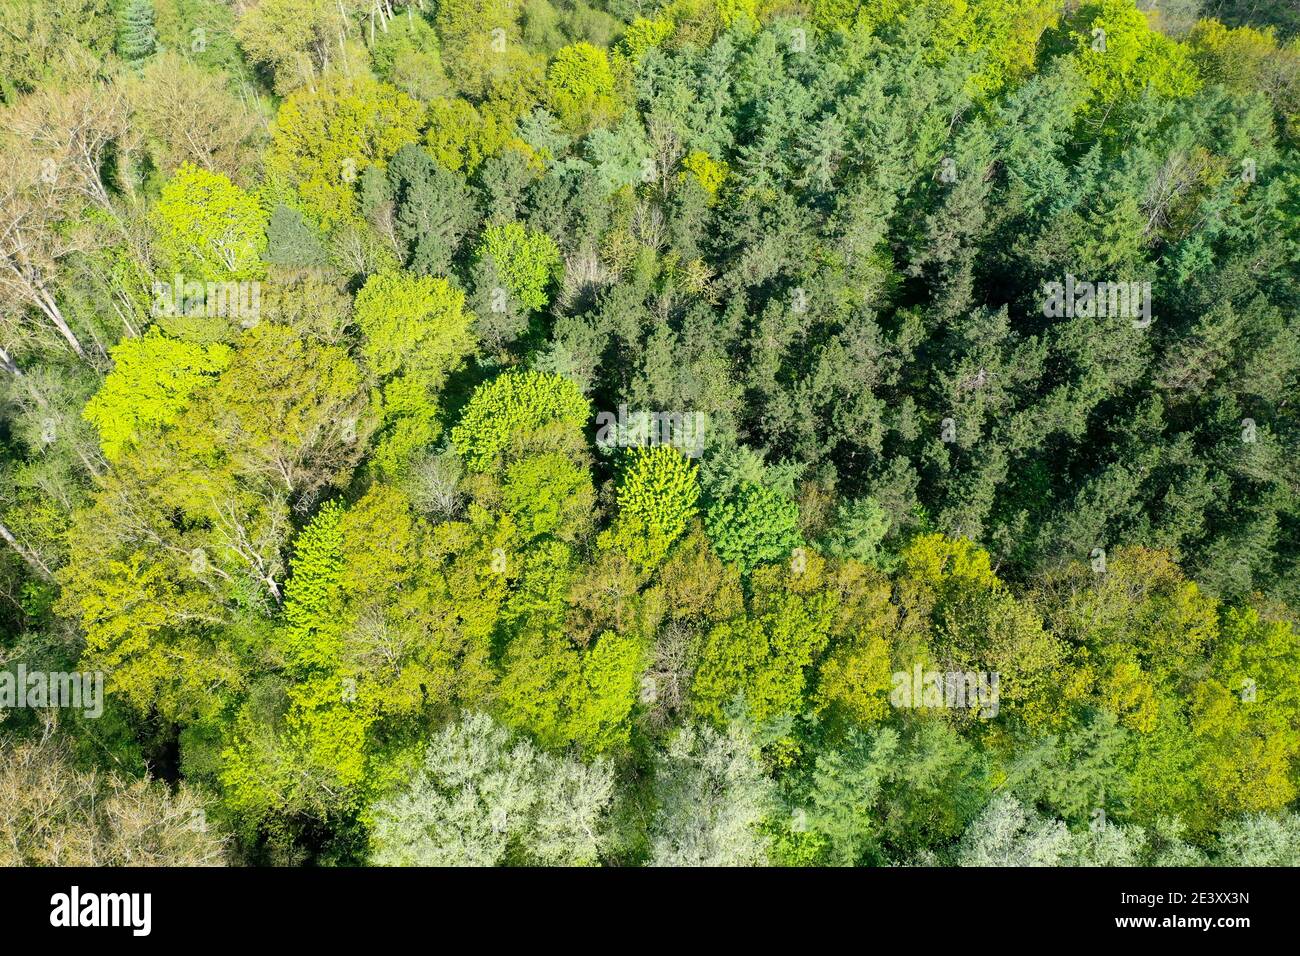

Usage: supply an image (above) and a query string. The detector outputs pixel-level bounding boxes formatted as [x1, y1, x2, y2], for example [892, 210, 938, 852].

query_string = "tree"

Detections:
[433, 0, 538, 99]
[370, 712, 614, 866]
[265, 204, 327, 270]
[151, 163, 268, 280]
[500, 452, 595, 543]
[232, 0, 346, 95]
[116, 0, 157, 62]
[704, 481, 802, 572]
[803, 726, 899, 866]
[424, 96, 528, 174]
[276, 499, 346, 672]
[0, 83, 127, 361]
[473, 221, 561, 313]
[0, 730, 226, 866]
[813, 614, 895, 726]
[692, 558, 836, 723]
[497, 626, 644, 753]
[1216, 813, 1300, 867]
[268, 75, 423, 230]
[600, 446, 701, 568]
[649, 720, 777, 866]
[9, 0, 1300, 872]
[57, 455, 246, 723]
[125, 51, 263, 183]
[369, 6, 449, 101]
[385, 143, 479, 276]
[1047, 0, 1201, 133]
[353, 271, 476, 474]
[822, 496, 890, 565]
[83, 328, 231, 461]
[0, 0, 116, 103]
[1003, 709, 1135, 825]
[546, 42, 620, 132]
[954, 793, 1076, 867]
[196, 323, 368, 501]
[450, 370, 589, 472]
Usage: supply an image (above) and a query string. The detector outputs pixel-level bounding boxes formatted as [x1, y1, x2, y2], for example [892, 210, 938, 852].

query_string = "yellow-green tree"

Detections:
[268, 75, 423, 231]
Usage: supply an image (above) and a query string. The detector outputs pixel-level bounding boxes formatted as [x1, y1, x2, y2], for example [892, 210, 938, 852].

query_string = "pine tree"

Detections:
[266, 204, 327, 270]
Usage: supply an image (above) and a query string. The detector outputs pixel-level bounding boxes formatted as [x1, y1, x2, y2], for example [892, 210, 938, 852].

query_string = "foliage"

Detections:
[371, 712, 614, 866]
[83, 329, 231, 461]
[546, 42, 620, 131]
[4, 0, 1300, 870]
[0, 732, 226, 866]
[450, 370, 589, 471]
[600, 445, 700, 568]
[704, 481, 802, 572]
[473, 221, 562, 313]
[649, 720, 777, 866]
[151, 163, 268, 280]
[268, 75, 423, 230]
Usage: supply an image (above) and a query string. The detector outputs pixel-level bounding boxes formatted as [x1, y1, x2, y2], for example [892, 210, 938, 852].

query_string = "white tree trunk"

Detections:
[0, 519, 55, 581]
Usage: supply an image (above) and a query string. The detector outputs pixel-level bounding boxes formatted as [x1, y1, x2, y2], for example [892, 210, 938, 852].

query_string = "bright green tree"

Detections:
[473, 221, 561, 313]
[151, 163, 268, 280]
[704, 481, 802, 572]
[600, 446, 701, 568]
[450, 370, 589, 472]
[546, 42, 620, 131]
[353, 272, 476, 474]
[83, 329, 231, 461]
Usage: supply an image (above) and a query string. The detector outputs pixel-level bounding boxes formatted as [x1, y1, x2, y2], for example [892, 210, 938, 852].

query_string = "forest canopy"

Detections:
[0, 0, 1298, 867]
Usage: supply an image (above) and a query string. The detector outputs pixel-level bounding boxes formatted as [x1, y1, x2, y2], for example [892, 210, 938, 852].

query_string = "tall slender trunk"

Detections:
[0, 519, 55, 582]
[34, 283, 87, 360]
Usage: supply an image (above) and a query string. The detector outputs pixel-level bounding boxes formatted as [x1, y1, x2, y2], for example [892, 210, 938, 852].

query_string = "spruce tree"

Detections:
[117, 0, 157, 62]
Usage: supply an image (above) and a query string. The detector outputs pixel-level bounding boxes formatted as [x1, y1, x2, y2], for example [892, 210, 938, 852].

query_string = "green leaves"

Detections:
[804, 726, 899, 866]
[279, 500, 346, 672]
[115, 0, 155, 62]
[601, 445, 701, 568]
[823, 496, 890, 565]
[473, 221, 561, 313]
[151, 163, 267, 281]
[496, 627, 644, 753]
[354, 271, 475, 474]
[546, 42, 620, 132]
[501, 452, 595, 543]
[1048, 0, 1201, 131]
[450, 370, 589, 471]
[386, 143, 479, 276]
[704, 481, 802, 572]
[268, 74, 423, 230]
[691, 562, 835, 723]
[355, 272, 474, 381]
[83, 329, 231, 461]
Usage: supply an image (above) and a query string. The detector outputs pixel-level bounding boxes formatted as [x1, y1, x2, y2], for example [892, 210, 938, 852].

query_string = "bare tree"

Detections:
[0, 84, 128, 363]
[0, 728, 228, 866]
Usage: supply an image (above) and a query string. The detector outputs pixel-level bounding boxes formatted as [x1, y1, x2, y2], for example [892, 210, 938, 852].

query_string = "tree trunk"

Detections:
[0, 519, 55, 582]
[35, 283, 87, 360]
